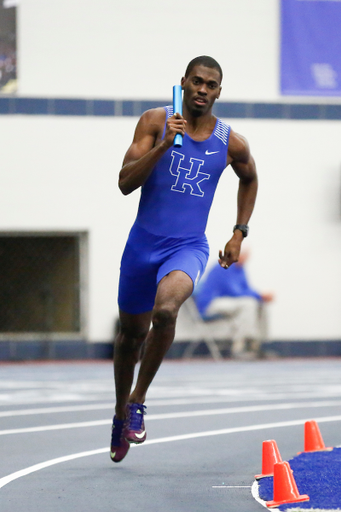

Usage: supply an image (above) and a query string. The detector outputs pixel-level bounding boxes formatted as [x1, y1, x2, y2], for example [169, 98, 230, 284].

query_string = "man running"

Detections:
[111, 56, 258, 462]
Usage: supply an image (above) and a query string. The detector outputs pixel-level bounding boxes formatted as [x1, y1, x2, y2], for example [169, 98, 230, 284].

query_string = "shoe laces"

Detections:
[127, 403, 147, 430]
[111, 417, 124, 446]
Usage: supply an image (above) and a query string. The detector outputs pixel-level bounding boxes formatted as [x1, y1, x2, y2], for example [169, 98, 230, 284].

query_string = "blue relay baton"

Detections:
[173, 85, 183, 147]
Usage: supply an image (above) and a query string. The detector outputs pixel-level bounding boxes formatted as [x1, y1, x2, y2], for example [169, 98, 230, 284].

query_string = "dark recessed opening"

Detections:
[0, 235, 82, 333]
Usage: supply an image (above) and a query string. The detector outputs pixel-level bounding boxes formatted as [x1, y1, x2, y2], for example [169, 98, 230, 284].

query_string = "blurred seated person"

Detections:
[194, 250, 274, 358]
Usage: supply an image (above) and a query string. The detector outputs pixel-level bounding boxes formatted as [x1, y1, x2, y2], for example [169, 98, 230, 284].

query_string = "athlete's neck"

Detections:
[183, 108, 216, 141]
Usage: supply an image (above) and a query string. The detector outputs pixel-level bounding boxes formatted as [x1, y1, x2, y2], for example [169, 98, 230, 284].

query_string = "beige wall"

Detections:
[1, 115, 340, 341]
[1, 0, 340, 341]
[18, 0, 280, 101]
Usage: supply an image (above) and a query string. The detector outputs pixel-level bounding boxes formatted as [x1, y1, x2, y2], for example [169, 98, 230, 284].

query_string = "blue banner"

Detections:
[281, 0, 341, 96]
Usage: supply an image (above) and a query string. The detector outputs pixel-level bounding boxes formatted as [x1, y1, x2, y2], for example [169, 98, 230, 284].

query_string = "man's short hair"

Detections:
[185, 56, 223, 82]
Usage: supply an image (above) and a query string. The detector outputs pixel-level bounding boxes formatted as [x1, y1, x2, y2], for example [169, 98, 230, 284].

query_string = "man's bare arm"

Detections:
[219, 130, 258, 268]
[231, 132, 258, 228]
[119, 109, 186, 196]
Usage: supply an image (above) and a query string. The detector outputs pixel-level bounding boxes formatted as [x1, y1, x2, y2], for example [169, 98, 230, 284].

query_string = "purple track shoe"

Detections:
[123, 403, 147, 444]
[110, 416, 130, 463]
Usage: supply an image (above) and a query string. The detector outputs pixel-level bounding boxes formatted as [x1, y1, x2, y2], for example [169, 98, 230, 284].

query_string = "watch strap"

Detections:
[233, 224, 249, 238]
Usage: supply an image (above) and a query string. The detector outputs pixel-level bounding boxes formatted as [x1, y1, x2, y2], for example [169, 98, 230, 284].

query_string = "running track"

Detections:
[1, 358, 341, 512]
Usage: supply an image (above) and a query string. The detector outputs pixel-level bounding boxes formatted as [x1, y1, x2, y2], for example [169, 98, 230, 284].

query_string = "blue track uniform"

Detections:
[118, 106, 231, 314]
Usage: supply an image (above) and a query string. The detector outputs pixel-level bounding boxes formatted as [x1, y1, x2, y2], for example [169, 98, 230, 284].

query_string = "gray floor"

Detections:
[1, 358, 341, 512]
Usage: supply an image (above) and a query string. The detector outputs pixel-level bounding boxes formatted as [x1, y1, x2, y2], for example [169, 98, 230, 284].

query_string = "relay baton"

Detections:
[173, 85, 183, 147]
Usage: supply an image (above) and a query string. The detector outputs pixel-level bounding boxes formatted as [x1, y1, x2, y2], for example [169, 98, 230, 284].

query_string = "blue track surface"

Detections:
[258, 447, 341, 510]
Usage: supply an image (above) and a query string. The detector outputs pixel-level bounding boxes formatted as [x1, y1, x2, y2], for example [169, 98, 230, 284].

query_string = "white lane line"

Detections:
[1, 414, 341, 490]
[2, 390, 341, 409]
[2, 400, 341, 436]
[148, 392, 341, 406]
[251, 480, 267, 509]
[0, 420, 110, 435]
[0, 404, 114, 418]
[212, 485, 251, 488]
[0, 448, 108, 489]
[0, 393, 341, 418]
[3, 398, 341, 419]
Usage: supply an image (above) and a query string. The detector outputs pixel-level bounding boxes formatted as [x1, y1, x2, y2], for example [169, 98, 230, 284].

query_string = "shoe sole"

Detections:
[125, 433, 147, 444]
[110, 439, 130, 463]
[110, 450, 129, 463]
[123, 425, 146, 444]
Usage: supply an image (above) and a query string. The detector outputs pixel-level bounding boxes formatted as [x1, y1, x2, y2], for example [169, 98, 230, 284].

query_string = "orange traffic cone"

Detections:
[266, 461, 310, 508]
[255, 440, 282, 479]
[304, 420, 331, 452]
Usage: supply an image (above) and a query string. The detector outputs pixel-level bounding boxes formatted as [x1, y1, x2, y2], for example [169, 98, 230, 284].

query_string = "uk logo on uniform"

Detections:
[169, 151, 210, 197]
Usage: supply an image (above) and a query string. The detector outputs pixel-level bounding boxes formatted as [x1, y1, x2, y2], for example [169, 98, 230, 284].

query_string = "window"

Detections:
[0, 233, 87, 337]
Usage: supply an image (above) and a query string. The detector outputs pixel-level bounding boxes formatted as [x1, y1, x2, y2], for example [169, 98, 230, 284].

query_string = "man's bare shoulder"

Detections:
[228, 128, 250, 164]
[131, 107, 167, 143]
[138, 107, 166, 133]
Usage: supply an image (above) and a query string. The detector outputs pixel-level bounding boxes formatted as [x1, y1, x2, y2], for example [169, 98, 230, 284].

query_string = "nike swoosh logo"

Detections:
[110, 451, 116, 458]
[205, 150, 219, 155]
[135, 431, 146, 439]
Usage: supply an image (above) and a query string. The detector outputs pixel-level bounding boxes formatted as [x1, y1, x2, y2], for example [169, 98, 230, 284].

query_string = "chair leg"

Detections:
[182, 341, 201, 358]
[182, 338, 223, 360]
[205, 338, 223, 360]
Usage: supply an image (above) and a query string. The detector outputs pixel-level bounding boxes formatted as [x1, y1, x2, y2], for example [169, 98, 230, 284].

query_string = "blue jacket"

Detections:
[194, 263, 262, 318]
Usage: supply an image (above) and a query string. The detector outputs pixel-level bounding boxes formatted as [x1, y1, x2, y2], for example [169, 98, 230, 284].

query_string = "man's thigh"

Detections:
[155, 270, 193, 311]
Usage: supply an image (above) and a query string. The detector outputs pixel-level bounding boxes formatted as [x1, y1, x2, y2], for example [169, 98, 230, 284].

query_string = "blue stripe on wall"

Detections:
[0, 97, 340, 120]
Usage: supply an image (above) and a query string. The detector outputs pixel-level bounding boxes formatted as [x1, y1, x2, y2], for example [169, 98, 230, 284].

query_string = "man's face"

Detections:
[181, 65, 222, 117]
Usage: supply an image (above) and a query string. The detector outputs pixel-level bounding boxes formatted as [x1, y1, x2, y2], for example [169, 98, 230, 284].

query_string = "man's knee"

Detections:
[116, 321, 149, 353]
[120, 321, 149, 339]
[152, 304, 178, 330]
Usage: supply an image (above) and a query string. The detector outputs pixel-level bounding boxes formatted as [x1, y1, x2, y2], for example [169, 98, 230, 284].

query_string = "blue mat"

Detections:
[258, 447, 341, 510]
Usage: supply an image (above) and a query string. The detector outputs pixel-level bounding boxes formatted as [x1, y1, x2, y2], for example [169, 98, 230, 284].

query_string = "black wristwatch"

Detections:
[233, 224, 249, 238]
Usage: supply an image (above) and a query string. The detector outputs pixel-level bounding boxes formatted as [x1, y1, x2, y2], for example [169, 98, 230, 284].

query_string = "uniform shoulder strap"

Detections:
[214, 119, 231, 146]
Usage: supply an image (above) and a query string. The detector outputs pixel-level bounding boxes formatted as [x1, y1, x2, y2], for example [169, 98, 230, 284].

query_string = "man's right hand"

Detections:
[164, 113, 187, 148]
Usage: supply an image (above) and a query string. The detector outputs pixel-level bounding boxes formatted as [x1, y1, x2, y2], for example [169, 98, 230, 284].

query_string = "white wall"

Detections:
[206, 119, 341, 340]
[1, 0, 340, 341]
[18, 0, 281, 102]
[0, 116, 134, 341]
[1, 115, 340, 341]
